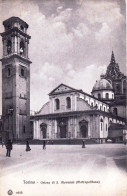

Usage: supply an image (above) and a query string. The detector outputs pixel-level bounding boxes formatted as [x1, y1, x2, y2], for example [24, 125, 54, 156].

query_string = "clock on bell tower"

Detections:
[0, 17, 32, 142]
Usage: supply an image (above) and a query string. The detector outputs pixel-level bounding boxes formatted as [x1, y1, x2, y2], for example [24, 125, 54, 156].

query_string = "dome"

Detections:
[92, 79, 113, 92]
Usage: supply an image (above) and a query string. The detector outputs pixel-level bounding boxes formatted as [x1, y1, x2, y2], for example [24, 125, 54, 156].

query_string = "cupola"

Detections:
[91, 79, 114, 103]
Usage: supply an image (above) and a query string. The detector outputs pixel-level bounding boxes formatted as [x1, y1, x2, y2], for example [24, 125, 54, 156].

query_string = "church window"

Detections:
[7, 67, 11, 76]
[100, 119, 103, 131]
[7, 24, 11, 29]
[100, 106, 102, 110]
[91, 102, 93, 107]
[104, 107, 106, 111]
[66, 97, 71, 109]
[23, 125, 26, 133]
[101, 123, 103, 131]
[20, 41, 25, 55]
[95, 104, 98, 109]
[21, 68, 25, 77]
[7, 40, 12, 54]
[98, 93, 101, 99]
[106, 93, 109, 99]
[20, 25, 24, 31]
[123, 80, 126, 94]
[55, 99, 60, 110]
[116, 84, 120, 92]
[109, 120, 112, 124]
[113, 108, 117, 116]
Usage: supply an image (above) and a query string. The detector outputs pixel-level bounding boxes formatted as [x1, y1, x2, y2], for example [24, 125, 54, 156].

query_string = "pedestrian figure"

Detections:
[2, 141, 4, 147]
[43, 140, 46, 150]
[52, 140, 54, 145]
[26, 140, 31, 151]
[82, 140, 85, 148]
[124, 140, 126, 145]
[6, 139, 12, 157]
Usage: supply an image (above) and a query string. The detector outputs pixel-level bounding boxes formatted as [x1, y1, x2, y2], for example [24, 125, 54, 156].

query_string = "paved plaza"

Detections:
[0, 143, 127, 196]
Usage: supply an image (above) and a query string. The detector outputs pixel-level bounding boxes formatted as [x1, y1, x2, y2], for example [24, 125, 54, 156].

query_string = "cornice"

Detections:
[0, 27, 31, 39]
[0, 54, 32, 64]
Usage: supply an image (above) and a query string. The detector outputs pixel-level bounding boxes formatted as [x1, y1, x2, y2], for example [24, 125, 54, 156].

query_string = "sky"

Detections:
[0, 0, 126, 113]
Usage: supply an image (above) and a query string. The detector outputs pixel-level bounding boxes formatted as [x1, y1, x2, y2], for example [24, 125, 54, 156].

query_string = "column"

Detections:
[17, 34, 20, 55]
[33, 120, 36, 139]
[14, 36, 17, 54]
[2, 38, 5, 56]
[12, 35, 15, 54]
[37, 120, 39, 139]
[74, 118, 77, 138]
[74, 94, 77, 111]
[54, 120, 57, 139]
[53, 99, 54, 113]
[88, 121, 90, 138]
[25, 38, 28, 58]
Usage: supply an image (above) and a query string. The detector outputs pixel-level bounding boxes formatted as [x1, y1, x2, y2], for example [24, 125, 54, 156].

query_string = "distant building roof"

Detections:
[110, 99, 126, 106]
[108, 123, 125, 130]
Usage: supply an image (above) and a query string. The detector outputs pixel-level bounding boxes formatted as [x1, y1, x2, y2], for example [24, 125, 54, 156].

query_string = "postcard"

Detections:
[0, 0, 127, 196]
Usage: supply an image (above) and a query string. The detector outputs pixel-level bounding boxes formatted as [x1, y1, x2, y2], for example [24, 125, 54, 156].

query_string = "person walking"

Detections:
[6, 139, 12, 157]
[43, 140, 46, 150]
[82, 140, 85, 148]
[124, 140, 126, 145]
[2, 141, 4, 147]
[26, 140, 31, 151]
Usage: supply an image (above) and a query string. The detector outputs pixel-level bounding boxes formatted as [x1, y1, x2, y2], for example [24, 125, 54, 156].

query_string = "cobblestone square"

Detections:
[0, 143, 127, 196]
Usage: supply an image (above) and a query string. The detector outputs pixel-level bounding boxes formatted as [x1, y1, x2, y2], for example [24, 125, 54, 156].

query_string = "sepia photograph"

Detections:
[0, 0, 127, 196]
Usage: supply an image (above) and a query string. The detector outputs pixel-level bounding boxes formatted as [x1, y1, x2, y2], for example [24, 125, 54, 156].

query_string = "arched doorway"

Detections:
[57, 118, 68, 138]
[79, 120, 88, 138]
[81, 125, 87, 138]
[60, 124, 66, 138]
[40, 123, 47, 139]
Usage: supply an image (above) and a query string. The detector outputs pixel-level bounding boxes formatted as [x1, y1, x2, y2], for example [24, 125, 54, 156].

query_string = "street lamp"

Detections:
[8, 108, 14, 142]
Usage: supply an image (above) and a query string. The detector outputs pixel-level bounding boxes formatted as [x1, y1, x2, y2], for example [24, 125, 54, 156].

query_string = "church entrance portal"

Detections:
[80, 125, 87, 138]
[79, 120, 88, 138]
[60, 125, 66, 138]
[57, 118, 68, 138]
[40, 123, 47, 139]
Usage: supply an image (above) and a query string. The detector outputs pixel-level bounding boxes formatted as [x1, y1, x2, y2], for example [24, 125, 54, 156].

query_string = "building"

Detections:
[0, 17, 32, 142]
[31, 52, 126, 143]
[0, 17, 126, 143]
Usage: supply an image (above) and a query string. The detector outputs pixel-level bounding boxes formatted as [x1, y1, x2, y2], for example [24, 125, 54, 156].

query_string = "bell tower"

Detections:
[0, 17, 32, 141]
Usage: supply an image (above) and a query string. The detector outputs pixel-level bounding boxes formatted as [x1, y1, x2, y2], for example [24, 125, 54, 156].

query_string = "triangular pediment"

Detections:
[49, 83, 78, 95]
[79, 119, 88, 124]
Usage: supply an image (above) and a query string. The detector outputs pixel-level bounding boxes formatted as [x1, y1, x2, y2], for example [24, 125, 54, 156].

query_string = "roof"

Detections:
[108, 123, 125, 130]
[92, 78, 113, 92]
[30, 110, 125, 122]
[49, 83, 79, 96]
[3, 16, 28, 28]
[110, 99, 126, 106]
[48, 83, 109, 105]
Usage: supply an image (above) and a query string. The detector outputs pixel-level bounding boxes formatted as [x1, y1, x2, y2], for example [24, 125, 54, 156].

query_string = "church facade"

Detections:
[31, 52, 127, 142]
